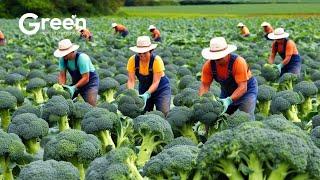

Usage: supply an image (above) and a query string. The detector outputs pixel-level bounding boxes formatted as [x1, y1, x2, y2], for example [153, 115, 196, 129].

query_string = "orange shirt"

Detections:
[152, 29, 160, 39]
[264, 26, 273, 34]
[272, 40, 299, 56]
[0, 31, 4, 39]
[81, 29, 91, 39]
[115, 24, 127, 33]
[241, 26, 250, 36]
[201, 56, 252, 85]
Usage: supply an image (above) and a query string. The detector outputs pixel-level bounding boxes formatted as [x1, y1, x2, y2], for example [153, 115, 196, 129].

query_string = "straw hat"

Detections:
[202, 37, 237, 60]
[54, 39, 79, 58]
[237, 23, 245, 27]
[267, 28, 289, 40]
[129, 36, 158, 54]
[261, 22, 271, 27]
[148, 25, 156, 30]
[112, 23, 117, 28]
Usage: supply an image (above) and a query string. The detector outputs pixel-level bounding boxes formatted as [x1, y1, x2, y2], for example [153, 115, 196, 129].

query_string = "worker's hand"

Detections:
[139, 91, 151, 109]
[219, 97, 233, 114]
[63, 85, 77, 97]
[276, 63, 283, 73]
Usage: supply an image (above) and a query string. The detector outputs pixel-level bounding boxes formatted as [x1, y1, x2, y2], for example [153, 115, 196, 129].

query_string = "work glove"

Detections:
[219, 97, 233, 115]
[139, 91, 151, 109]
[63, 85, 77, 97]
[276, 63, 283, 73]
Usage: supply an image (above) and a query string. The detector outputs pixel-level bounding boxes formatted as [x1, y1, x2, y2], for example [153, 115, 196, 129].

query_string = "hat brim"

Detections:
[267, 32, 289, 40]
[129, 44, 158, 53]
[54, 45, 79, 58]
[202, 45, 237, 60]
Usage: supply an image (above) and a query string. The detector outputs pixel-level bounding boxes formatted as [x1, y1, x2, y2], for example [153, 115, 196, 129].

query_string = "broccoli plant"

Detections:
[0, 91, 17, 131]
[42, 95, 70, 131]
[8, 113, 49, 154]
[69, 101, 93, 130]
[116, 89, 144, 118]
[12, 104, 41, 118]
[1, 86, 25, 106]
[81, 107, 120, 152]
[257, 84, 277, 116]
[43, 129, 102, 180]
[99, 77, 120, 103]
[18, 160, 80, 180]
[293, 81, 318, 119]
[46, 83, 71, 99]
[178, 75, 196, 90]
[143, 145, 200, 180]
[26, 77, 47, 104]
[270, 90, 303, 122]
[311, 115, 320, 129]
[0, 130, 25, 180]
[278, 73, 297, 91]
[167, 106, 198, 144]
[133, 114, 174, 167]
[4, 73, 25, 91]
[261, 64, 280, 83]
[173, 88, 200, 108]
[311, 126, 320, 148]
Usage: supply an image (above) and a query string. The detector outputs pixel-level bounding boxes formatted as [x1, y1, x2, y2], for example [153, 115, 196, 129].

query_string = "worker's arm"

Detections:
[74, 73, 90, 88]
[146, 72, 162, 94]
[282, 41, 294, 66]
[230, 81, 247, 101]
[199, 81, 211, 96]
[127, 72, 135, 89]
[58, 71, 67, 85]
[268, 43, 277, 64]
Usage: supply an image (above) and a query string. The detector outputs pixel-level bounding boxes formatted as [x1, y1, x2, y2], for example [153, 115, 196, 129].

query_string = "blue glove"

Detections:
[139, 92, 151, 109]
[63, 85, 77, 97]
[276, 63, 283, 73]
[219, 97, 233, 114]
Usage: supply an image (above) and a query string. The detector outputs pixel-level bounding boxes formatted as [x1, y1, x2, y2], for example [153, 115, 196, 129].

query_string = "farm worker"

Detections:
[78, 27, 93, 41]
[0, 30, 6, 46]
[148, 25, 162, 42]
[127, 36, 171, 116]
[199, 37, 258, 120]
[54, 39, 99, 106]
[268, 28, 301, 76]
[261, 22, 274, 40]
[112, 23, 129, 37]
[237, 23, 250, 37]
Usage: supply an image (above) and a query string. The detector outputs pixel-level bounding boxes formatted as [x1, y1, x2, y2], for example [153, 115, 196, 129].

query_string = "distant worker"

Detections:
[0, 30, 6, 46]
[268, 28, 301, 76]
[148, 25, 161, 42]
[237, 23, 250, 37]
[54, 39, 99, 106]
[79, 28, 93, 41]
[261, 22, 274, 40]
[199, 37, 258, 120]
[112, 23, 129, 37]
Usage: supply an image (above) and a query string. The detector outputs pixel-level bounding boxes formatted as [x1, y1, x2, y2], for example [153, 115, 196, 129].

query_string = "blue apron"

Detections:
[135, 53, 171, 115]
[210, 53, 258, 119]
[274, 39, 301, 76]
[121, 30, 129, 37]
[64, 52, 99, 99]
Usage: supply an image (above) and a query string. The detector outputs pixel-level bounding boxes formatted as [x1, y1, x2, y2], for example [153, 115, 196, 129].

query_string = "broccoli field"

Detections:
[0, 16, 320, 180]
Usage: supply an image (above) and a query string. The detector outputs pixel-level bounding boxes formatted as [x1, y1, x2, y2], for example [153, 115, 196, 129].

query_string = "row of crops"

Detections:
[0, 17, 320, 179]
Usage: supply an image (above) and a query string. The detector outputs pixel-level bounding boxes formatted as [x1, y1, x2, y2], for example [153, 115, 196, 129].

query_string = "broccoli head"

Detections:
[261, 64, 280, 82]
[4, 73, 25, 91]
[133, 114, 174, 167]
[46, 83, 71, 99]
[8, 113, 48, 154]
[68, 101, 93, 130]
[97, 102, 118, 113]
[311, 126, 320, 148]
[18, 160, 80, 180]
[116, 89, 144, 118]
[164, 136, 196, 149]
[278, 73, 297, 91]
[257, 84, 277, 116]
[0, 91, 17, 131]
[178, 75, 196, 90]
[99, 77, 120, 103]
[26, 78, 46, 104]
[311, 115, 320, 129]
[12, 104, 41, 118]
[43, 129, 102, 180]
[1, 86, 25, 106]
[173, 88, 200, 108]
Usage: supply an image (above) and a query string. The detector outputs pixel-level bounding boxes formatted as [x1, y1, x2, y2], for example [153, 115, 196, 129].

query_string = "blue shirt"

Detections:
[59, 53, 95, 74]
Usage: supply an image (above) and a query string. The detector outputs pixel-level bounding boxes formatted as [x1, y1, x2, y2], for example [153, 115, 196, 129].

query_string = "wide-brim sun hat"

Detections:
[202, 37, 237, 60]
[237, 23, 245, 27]
[267, 28, 289, 40]
[129, 36, 158, 54]
[54, 39, 79, 58]
[148, 25, 156, 30]
[261, 22, 271, 27]
[112, 23, 117, 28]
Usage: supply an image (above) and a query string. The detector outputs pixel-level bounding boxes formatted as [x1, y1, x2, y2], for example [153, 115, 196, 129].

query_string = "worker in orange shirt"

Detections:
[0, 30, 6, 46]
[127, 36, 171, 116]
[199, 37, 257, 120]
[237, 23, 250, 37]
[112, 23, 129, 37]
[148, 25, 161, 42]
[261, 22, 274, 40]
[79, 28, 93, 41]
[268, 28, 301, 76]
